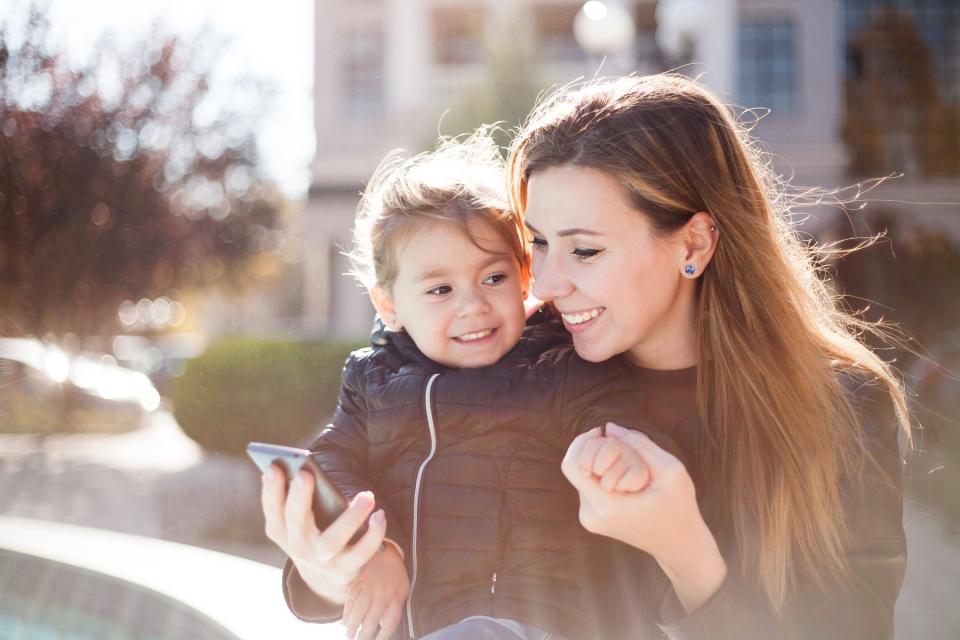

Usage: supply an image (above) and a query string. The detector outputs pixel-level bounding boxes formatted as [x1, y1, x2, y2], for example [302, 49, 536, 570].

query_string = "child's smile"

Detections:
[375, 218, 528, 369]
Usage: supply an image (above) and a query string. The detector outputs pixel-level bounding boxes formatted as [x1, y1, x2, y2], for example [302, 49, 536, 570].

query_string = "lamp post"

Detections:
[573, 1, 637, 74]
[655, 0, 735, 95]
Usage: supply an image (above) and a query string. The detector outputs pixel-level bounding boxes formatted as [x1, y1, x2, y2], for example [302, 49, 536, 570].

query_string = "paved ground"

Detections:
[0, 410, 283, 566]
[1, 411, 957, 638]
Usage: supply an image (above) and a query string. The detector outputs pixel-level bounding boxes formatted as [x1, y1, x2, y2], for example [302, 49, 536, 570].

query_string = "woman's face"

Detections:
[524, 165, 698, 369]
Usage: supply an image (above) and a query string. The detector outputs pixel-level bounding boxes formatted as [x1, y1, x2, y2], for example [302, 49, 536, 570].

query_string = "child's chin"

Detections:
[448, 348, 505, 369]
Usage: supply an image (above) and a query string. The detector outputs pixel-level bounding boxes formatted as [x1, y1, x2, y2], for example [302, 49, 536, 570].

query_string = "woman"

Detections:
[507, 73, 909, 639]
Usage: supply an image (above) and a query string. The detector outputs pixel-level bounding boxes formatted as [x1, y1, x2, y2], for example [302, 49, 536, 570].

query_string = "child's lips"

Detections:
[452, 328, 497, 343]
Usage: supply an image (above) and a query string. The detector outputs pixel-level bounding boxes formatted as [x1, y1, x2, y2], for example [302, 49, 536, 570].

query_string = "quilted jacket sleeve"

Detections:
[658, 377, 907, 640]
[282, 352, 407, 623]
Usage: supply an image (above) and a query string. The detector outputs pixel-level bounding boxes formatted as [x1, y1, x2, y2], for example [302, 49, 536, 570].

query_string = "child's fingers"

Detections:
[591, 439, 625, 477]
[343, 585, 373, 640]
[284, 470, 321, 545]
[376, 601, 403, 640]
[260, 465, 288, 544]
[334, 508, 387, 574]
[615, 463, 651, 493]
[357, 597, 385, 640]
[313, 491, 376, 553]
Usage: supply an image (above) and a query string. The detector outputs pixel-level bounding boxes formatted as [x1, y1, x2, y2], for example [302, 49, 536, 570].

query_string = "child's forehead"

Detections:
[394, 220, 517, 280]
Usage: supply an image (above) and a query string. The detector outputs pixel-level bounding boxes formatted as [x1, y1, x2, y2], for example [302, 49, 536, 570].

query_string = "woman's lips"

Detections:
[560, 307, 605, 333]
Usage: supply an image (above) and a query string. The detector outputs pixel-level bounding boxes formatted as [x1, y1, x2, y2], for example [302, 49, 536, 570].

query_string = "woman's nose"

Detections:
[532, 255, 574, 302]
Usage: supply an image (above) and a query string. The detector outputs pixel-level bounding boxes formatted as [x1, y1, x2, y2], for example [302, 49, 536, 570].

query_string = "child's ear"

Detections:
[520, 267, 532, 300]
[370, 285, 403, 331]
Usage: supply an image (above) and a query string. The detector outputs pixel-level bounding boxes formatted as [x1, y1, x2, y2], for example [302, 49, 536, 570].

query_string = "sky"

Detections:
[4, 0, 315, 198]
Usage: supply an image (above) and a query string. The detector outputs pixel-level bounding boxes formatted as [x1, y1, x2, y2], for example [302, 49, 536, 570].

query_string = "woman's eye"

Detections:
[572, 248, 603, 263]
[426, 285, 452, 296]
[483, 273, 507, 285]
[529, 237, 547, 252]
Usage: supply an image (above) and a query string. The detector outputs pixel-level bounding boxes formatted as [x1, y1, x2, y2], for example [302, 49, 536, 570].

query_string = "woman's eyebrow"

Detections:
[524, 221, 603, 238]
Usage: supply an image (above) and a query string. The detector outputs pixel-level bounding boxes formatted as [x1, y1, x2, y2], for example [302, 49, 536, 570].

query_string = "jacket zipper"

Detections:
[490, 486, 510, 608]
[405, 373, 440, 639]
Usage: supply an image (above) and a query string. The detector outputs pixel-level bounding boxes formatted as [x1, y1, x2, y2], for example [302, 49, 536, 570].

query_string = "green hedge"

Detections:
[172, 338, 363, 456]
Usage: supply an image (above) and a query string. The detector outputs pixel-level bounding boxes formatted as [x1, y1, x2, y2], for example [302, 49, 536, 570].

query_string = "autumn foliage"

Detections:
[0, 8, 286, 338]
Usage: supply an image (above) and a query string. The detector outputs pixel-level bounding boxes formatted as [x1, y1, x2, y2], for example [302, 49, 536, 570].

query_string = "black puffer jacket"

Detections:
[283, 315, 655, 639]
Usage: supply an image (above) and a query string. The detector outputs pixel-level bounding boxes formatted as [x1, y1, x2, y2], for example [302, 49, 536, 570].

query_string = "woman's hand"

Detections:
[343, 545, 410, 640]
[563, 423, 727, 613]
[260, 465, 387, 606]
[576, 427, 651, 492]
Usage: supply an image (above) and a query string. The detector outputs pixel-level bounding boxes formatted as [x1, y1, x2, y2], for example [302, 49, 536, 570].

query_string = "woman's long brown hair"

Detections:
[507, 74, 910, 611]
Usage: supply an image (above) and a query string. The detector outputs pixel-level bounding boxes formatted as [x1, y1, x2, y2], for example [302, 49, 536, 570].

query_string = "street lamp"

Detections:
[655, 0, 710, 63]
[655, 0, 735, 95]
[573, 1, 636, 70]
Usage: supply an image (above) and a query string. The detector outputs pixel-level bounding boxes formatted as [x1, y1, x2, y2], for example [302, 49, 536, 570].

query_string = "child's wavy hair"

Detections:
[348, 128, 528, 291]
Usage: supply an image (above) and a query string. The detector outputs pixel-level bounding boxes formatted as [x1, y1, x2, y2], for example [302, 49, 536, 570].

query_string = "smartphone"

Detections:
[247, 442, 368, 543]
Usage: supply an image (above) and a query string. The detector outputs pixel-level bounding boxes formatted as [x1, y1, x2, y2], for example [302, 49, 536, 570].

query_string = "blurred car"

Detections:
[0, 338, 160, 433]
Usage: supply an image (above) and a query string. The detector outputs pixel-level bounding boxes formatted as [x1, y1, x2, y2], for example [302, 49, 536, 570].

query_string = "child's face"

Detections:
[373, 218, 528, 368]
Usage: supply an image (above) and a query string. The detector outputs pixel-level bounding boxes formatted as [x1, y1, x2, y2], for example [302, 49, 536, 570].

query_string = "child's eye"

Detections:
[426, 285, 452, 296]
[483, 273, 507, 285]
[529, 237, 547, 252]
[572, 248, 603, 263]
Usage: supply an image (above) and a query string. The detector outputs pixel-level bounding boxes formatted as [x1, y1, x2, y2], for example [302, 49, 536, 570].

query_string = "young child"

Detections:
[277, 132, 654, 640]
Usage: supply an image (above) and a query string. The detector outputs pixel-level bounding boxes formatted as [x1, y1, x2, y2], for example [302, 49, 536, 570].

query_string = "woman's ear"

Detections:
[370, 285, 402, 330]
[679, 212, 719, 279]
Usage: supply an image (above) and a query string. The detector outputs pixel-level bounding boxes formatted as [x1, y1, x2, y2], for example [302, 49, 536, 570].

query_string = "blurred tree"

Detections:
[435, 12, 544, 152]
[842, 7, 960, 177]
[0, 7, 287, 338]
[828, 212, 960, 369]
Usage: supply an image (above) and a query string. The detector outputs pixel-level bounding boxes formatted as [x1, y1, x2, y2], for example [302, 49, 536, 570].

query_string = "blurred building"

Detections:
[303, 0, 959, 339]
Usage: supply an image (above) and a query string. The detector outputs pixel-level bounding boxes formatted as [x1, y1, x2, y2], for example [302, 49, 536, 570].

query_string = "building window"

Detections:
[342, 30, 384, 119]
[534, 4, 587, 63]
[432, 7, 486, 65]
[842, 0, 959, 176]
[737, 18, 798, 114]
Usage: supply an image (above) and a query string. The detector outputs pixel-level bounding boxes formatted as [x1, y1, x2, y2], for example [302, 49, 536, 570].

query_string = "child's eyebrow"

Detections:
[524, 221, 603, 238]
[413, 254, 512, 283]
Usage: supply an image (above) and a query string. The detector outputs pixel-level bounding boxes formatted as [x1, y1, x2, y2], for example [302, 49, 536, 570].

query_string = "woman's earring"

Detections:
[684, 264, 696, 277]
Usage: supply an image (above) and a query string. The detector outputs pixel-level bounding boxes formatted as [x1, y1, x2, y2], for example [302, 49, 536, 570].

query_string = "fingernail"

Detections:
[371, 509, 385, 525]
[352, 491, 373, 507]
[606, 423, 626, 435]
[293, 471, 306, 487]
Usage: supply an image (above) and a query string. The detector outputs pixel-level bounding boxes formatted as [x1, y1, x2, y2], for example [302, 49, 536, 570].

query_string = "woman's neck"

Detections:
[626, 304, 698, 370]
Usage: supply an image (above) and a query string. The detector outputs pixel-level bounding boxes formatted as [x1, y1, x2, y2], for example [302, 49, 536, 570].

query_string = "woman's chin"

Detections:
[572, 337, 616, 363]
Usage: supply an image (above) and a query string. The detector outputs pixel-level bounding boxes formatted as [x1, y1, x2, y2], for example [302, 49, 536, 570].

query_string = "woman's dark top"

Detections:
[577, 357, 907, 640]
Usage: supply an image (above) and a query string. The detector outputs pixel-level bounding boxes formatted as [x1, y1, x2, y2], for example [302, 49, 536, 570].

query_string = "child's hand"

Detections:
[260, 467, 385, 606]
[576, 423, 651, 493]
[343, 545, 410, 640]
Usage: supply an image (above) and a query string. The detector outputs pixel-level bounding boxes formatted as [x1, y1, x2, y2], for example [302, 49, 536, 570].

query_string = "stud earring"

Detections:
[684, 264, 696, 277]
[709, 225, 717, 232]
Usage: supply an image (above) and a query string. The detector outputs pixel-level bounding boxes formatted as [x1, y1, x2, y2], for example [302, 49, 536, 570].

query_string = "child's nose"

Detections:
[456, 289, 491, 318]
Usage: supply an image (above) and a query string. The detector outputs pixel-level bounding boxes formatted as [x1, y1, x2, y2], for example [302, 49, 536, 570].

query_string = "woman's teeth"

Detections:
[562, 308, 603, 325]
[458, 329, 493, 342]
